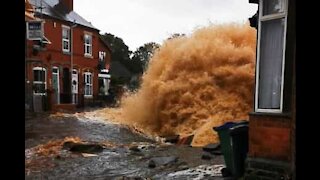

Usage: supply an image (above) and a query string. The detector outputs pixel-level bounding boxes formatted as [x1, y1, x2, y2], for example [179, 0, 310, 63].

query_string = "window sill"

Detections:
[62, 51, 71, 55]
[249, 112, 292, 118]
[33, 93, 46, 96]
[84, 54, 93, 59]
[84, 95, 93, 98]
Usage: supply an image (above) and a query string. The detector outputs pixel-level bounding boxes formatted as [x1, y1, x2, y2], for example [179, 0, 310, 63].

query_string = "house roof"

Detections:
[99, 35, 112, 53]
[29, 0, 98, 30]
[110, 61, 132, 78]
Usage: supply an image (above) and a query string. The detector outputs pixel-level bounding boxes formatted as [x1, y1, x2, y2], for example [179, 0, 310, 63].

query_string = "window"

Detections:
[99, 51, 106, 61]
[62, 25, 70, 52]
[255, 0, 287, 113]
[33, 67, 46, 95]
[84, 33, 92, 57]
[84, 72, 93, 97]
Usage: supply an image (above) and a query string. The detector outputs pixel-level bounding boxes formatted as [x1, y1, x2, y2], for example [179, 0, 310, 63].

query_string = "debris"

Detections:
[68, 143, 104, 153]
[129, 145, 141, 152]
[148, 156, 178, 168]
[162, 135, 180, 143]
[211, 150, 222, 155]
[178, 165, 189, 170]
[148, 160, 156, 168]
[81, 153, 98, 157]
[177, 135, 194, 145]
[167, 164, 226, 179]
[203, 143, 221, 152]
[202, 143, 222, 155]
[201, 154, 213, 160]
[114, 176, 148, 180]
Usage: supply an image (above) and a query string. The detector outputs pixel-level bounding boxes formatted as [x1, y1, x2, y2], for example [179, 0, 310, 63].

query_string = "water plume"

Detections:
[114, 23, 256, 146]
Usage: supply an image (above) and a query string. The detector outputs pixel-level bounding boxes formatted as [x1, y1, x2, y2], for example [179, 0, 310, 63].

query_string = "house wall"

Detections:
[248, 114, 292, 161]
[26, 16, 109, 107]
[98, 38, 111, 70]
[245, 0, 295, 179]
[247, 0, 295, 164]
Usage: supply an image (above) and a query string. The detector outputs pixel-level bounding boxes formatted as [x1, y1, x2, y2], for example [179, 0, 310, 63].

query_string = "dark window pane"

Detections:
[34, 84, 45, 93]
[40, 70, 45, 81]
[263, 0, 284, 16]
[34, 70, 40, 81]
[63, 41, 69, 50]
[86, 46, 90, 54]
[63, 29, 69, 39]
[258, 18, 285, 109]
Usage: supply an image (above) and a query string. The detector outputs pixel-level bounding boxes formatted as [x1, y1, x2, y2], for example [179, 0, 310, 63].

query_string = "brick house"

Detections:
[25, 0, 111, 112]
[245, 0, 295, 179]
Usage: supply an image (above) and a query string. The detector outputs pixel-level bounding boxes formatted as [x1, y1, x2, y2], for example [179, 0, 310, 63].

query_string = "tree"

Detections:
[100, 33, 131, 62]
[100, 33, 142, 74]
[131, 42, 160, 72]
[167, 33, 186, 40]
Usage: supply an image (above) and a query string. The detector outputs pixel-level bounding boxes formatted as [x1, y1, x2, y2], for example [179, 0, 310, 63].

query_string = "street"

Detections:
[25, 109, 226, 179]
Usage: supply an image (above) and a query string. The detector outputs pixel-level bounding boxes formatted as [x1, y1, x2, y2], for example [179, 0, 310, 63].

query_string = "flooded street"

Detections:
[25, 109, 226, 179]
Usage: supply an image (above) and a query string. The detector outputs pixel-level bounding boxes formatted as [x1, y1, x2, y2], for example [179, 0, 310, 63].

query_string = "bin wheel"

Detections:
[221, 167, 232, 177]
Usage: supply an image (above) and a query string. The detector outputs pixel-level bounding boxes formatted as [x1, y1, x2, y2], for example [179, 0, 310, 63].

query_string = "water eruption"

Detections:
[106, 23, 256, 147]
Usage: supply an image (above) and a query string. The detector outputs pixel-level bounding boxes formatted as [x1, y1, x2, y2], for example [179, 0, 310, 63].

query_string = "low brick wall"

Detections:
[244, 157, 291, 180]
[249, 114, 292, 161]
[52, 104, 77, 113]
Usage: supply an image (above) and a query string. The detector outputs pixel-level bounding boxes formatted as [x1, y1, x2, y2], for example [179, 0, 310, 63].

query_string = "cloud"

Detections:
[75, 0, 257, 51]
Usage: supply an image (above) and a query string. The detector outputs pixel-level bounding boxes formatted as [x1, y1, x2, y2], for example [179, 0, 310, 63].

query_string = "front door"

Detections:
[72, 69, 78, 104]
[52, 67, 60, 104]
[32, 67, 46, 112]
[62, 67, 71, 103]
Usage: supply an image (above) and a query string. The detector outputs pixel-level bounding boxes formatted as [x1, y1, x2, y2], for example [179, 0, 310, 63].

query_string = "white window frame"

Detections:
[99, 51, 106, 61]
[72, 69, 78, 94]
[84, 72, 93, 98]
[33, 67, 47, 95]
[62, 25, 70, 53]
[84, 32, 92, 57]
[52, 66, 60, 104]
[26, 20, 44, 40]
[255, 0, 288, 113]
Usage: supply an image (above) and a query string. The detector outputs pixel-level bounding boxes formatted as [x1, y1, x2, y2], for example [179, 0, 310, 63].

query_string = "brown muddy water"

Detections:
[25, 111, 226, 180]
[108, 23, 256, 147]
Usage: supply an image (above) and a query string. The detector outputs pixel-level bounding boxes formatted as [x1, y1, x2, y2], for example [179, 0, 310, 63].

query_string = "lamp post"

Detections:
[71, 20, 77, 104]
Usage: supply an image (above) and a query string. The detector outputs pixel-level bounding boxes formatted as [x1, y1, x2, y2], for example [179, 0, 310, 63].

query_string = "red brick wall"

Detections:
[98, 38, 111, 70]
[248, 114, 292, 161]
[26, 17, 102, 98]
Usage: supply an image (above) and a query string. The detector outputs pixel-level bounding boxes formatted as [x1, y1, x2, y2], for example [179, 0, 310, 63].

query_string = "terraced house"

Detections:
[25, 0, 111, 112]
[245, 0, 295, 179]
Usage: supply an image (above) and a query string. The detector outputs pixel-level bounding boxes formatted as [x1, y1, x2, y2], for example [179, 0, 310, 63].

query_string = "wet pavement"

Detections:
[25, 110, 227, 179]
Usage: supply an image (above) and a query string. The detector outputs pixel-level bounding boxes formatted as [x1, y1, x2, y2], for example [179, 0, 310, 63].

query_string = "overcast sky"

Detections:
[74, 0, 257, 51]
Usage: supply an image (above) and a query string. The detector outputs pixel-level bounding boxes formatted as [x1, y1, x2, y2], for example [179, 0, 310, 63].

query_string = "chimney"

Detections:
[61, 0, 73, 11]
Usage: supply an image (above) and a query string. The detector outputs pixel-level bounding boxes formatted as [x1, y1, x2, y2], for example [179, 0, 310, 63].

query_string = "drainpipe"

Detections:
[70, 20, 77, 103]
